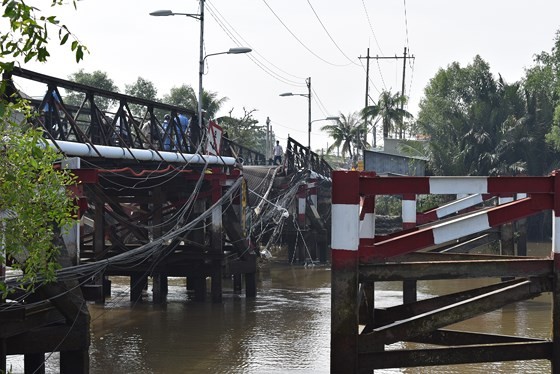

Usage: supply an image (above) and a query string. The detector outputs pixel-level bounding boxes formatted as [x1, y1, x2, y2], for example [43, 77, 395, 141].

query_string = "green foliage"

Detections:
[362, 90, 413, 142]
[1, 104, 78, 294]
[416, 54, 558, 176]
[1, 0, 84, 294]
[219, 108, 265, 154]
[162, 84, 228, 121]
[375, 196, 401, 216]
[322, 112, 364, 163]
[65, 69, 118, 111]
[0, 0, 87, 69]
[125, 76, 158, 117]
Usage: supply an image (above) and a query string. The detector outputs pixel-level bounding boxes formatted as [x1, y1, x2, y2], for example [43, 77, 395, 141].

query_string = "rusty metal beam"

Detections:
[358, 342, 551, 370]
[373, 278, 543, 328]
[410, 328, 546, 346]
[360, 258, 552, 282]
[360, 278, 544, 349]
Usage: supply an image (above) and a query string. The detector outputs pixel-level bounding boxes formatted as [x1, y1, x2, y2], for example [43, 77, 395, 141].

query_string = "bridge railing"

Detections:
[5, 68, 200, 153]
[221, 136, 266, 166]
[285, 136, 332, 177]
[330, 170, 560, 373]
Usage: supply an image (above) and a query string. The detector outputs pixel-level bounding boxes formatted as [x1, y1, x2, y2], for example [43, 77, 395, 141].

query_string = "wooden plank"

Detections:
[360, 279, 544, 349]
[360, 258, 552, 282]
[358, 342, 551, 370]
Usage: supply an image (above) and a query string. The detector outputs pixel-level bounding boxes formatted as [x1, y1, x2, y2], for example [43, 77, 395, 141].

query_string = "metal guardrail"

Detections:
[3, 68, 264, 165]
[286, 136, 332, 177]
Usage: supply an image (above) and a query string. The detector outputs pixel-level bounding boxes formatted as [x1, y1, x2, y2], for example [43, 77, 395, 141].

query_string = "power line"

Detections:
[306, 0, 359, 66]
[206, 0, 306, 85]
[205, 4, 305, 87]
[261, 0, 350, 67]
[403, 0, 410, 49]
[360, 0, 384, 55]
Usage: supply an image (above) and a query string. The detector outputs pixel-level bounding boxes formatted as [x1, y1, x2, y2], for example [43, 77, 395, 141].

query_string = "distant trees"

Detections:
[162, 84, 228, 121]
[321, 112, 364, 161]
[219, 108, 266, 154]
[362, 90, 412, 143]
[417, 49, 560, 177]
[65, 69, 118, 111]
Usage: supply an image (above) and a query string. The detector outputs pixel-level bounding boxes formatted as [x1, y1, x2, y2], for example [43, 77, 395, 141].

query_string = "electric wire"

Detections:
[261, 0, 351, 67]
[206, 0, 306, 85]
[360, 0, 384, 55]
[306, 0, 359, 66]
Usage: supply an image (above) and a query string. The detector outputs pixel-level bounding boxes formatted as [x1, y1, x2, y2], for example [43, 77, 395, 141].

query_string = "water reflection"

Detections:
[6, 243, 555, 373]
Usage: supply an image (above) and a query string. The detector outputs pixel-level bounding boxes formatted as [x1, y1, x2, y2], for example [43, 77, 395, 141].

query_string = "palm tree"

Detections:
[362, 90, 413, 143]
[163, 84, 228, 120]
[321, 112, 364, 162]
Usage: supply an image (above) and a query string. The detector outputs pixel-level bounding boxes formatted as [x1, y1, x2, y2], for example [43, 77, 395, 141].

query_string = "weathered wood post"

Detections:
[93, 200, 106, 304]
[331, 170, 360, 373]
[359, 193, 376, 329]
[152, 186, 167, 304]
[402, 193, 417, 304]
[552, 171, 560, 373]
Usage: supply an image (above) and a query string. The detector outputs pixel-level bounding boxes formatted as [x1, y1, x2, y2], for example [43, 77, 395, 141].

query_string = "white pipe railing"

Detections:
[47, 140, 236, 166]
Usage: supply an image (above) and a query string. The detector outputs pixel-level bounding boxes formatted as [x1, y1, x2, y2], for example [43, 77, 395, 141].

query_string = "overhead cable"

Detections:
[306, 0, 359, 66]
[261, 0, 350, 67]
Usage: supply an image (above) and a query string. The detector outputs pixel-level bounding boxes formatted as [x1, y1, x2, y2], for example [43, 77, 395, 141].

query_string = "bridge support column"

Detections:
[24, 353, 44, 374]
[153, 274, 168, 304]
[552, 171, 560, 374]
[93, 200, 106, 304]
[331, 171, 360, 374]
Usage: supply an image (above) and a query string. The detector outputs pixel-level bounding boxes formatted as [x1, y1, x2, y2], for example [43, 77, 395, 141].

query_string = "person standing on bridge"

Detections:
[273, 140, 283, 165]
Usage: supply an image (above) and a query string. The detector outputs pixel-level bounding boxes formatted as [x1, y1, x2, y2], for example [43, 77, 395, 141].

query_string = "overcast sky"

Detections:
[15, 0, 560, 153]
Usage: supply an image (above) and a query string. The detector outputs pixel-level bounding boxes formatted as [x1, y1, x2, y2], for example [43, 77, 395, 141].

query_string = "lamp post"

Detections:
[280, 77, 312, 165]
[150, 5, 251, 151]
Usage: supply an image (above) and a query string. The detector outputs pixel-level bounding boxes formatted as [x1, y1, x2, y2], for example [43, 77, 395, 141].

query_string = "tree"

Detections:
[125, 76, 158, 117]
[321, 112, 363, 163]
[362, 90, 413, 142]
[1, 0, 86, 293]
[65, 69, 118, 111]
[163, 84, 228, 120]
[219, 108, 265, 153]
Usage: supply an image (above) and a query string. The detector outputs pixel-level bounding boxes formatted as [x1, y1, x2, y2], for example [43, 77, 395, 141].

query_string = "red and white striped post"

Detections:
[552, 170, 560, 372]
[331, 170, 360, 373]
[402, 193, 416, 230]
[359, 195, 376, 245]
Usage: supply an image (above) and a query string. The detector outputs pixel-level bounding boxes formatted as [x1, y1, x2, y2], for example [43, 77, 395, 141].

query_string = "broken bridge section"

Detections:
[331, 170, 560, 373]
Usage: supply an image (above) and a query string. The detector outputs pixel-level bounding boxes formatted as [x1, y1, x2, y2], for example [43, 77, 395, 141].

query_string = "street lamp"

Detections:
[150, 5, 251, 152]
[280, 77, 312, 165]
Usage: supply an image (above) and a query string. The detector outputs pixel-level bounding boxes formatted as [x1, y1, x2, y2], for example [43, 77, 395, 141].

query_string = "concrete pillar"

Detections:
[401, 193, 416, 230]
[552, 171, 560, 373]
[331, 171, 360, 373]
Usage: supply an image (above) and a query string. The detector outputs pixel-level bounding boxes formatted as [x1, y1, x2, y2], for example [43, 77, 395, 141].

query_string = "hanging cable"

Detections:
[261, 0, 351, 67]
[306, 0, 359, 66]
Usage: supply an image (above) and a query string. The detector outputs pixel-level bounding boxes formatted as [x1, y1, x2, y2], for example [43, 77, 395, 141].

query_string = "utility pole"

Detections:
[266, 116, 271, 162]
[359, 47, 414, 140]
[364, 48, 371, 147]
[400, 47, 408, 139]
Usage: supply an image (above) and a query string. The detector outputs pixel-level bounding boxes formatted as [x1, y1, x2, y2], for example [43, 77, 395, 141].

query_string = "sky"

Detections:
[13, 0, 560, 156]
